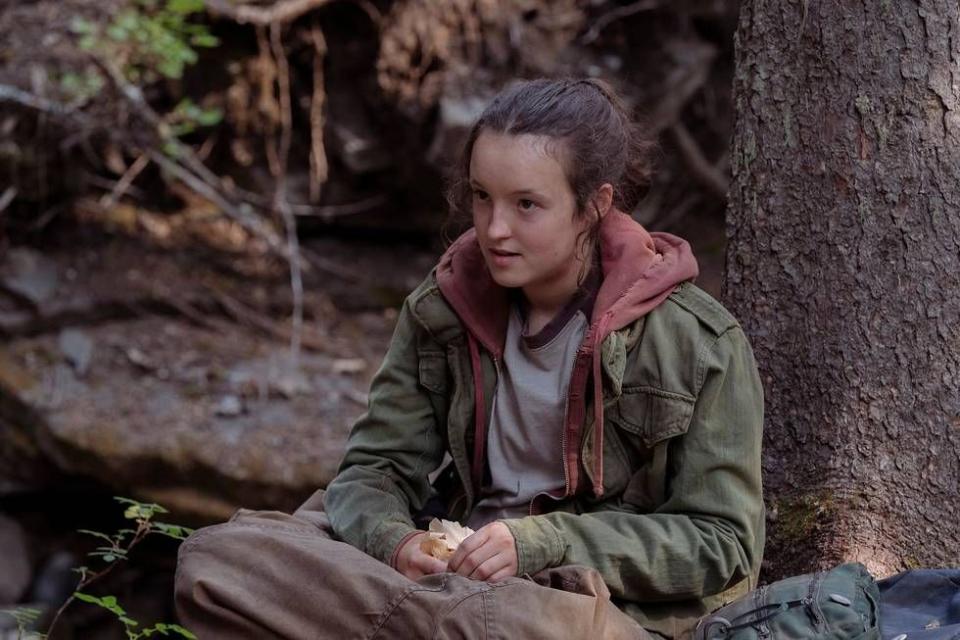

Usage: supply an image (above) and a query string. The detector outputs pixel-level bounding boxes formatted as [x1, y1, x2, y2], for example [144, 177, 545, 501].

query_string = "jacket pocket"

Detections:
[610, 387, 695, 510]
[613, 386, 696, 447]
[417, 351, 450, 442]
[417, 351, 448, 395]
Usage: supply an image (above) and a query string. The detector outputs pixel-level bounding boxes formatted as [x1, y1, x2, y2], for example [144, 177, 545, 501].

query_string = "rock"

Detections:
[0, 248, 59, 306]
[0, 515, 31, 604]
[6, 318, 370, 521]
[213, 394, 244, 417]
[58, 329, 94, 376]
[0, 239, 411, 523]
[30, 550, 76, 607]
[331, 358, 367, 375]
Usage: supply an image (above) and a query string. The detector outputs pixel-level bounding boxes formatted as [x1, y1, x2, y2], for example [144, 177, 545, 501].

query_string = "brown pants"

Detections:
[174, 490, 653, 640]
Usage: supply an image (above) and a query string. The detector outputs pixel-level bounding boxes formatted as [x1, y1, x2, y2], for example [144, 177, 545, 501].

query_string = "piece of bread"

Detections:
[419, 518, 475, 560]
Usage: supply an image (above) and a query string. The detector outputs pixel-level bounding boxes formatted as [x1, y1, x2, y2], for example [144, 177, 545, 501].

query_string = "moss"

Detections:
[773, 490, 838, 546]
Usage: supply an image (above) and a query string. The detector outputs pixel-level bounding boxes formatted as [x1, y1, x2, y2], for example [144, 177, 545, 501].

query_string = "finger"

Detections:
[412, 552, 448, 576]
[452, 541, 501, 579]
[468, 551, 511, 581]
[486, 565, 516, 583]
[448, 528, 490, 572]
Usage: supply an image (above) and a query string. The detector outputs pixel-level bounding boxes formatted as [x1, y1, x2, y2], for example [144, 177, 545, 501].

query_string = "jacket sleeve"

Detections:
[323, 297, 446, 565]
[501, 326, 765, 602]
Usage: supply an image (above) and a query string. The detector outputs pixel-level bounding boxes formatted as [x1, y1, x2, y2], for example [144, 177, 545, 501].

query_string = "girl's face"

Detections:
[469, 131, 592, 305]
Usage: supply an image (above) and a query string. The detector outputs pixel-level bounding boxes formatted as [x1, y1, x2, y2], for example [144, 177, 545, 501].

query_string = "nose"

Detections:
[485, 203, 511, 241]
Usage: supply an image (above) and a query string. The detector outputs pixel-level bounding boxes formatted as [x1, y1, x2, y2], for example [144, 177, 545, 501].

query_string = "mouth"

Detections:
[489, 248, 521, 257]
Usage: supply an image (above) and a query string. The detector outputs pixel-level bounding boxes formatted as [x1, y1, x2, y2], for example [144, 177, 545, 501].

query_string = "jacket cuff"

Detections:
[502, 516, 566, 576]
[389, 530, 423, 569]
[370, 521, 419, 566]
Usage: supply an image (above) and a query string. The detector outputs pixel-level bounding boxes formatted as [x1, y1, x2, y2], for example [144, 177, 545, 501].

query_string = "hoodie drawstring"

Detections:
[591, 311, 615, 498]
[467, 333, 486, 494]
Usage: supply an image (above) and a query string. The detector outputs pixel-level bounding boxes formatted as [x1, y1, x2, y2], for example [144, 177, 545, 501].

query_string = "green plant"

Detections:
[0, 607, 44, 639]
[69, 0, 219, 84]
[73, 594, 194, 639]
[43, 497, 196, 639]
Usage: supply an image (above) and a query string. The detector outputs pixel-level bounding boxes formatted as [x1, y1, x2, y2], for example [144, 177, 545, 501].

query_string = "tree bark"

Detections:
[726, 0, 960, 580]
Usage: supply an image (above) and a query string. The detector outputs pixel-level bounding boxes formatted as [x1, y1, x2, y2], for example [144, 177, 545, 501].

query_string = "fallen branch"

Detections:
[308, 21, 329, 203]
[645, 38, 716, 134]
[206, 287, 344, 356]
[669, 122, 728, 199]
[581, 0, 663, 45]
[0, 187, 16, 215]
[146, 149, 294, 263]
[650, 193, 700, 232]
[100, 153, 150, 209]
[204, 0, 335, 26]
[0, 84, 83, 118]
[293, 194, 388, 220]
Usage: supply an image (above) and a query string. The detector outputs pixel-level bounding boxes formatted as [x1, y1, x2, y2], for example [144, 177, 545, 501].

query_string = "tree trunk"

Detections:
[725, 0, 960, 580]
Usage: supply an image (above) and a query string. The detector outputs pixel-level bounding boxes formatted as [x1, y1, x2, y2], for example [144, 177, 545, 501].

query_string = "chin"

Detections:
[487, 269, 528, 289]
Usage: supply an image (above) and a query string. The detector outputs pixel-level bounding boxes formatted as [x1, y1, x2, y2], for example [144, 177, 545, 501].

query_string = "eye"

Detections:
[518, 199, 537, 211]
[472, 189, 490, 201]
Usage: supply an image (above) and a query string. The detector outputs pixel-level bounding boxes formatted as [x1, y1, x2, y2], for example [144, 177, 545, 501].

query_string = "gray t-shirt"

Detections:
[466, 267, 600, 529]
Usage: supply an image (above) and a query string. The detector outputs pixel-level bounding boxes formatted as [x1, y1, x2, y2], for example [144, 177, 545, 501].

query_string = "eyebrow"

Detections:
[469, 180, 548, 199]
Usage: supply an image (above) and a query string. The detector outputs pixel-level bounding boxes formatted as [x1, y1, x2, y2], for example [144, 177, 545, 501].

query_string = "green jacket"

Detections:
[325, 214, 765, 639]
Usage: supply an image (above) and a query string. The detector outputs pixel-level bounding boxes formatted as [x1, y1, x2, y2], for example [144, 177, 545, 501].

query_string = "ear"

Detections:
[592, 183, 614, 219]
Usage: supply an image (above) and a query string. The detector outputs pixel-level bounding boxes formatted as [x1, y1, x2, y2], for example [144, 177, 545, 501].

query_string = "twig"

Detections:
[0, 84, 79, 117]
[294, 194, 388, 219]
[257, 26, 281, 178]
[581, 0, 662, 45]
[30, 203, 67, 232]
[146, 149, 293, 262]
[668, 122, 729, 199]
[87, 54, 316, 278]
[100, 153, 150, 208]
[206, 287, 341, 355]
[45, 517, 153, 637]
[301, 249, 364, 283]
[650, 193, 699, 233]
[0, 187, 16, 215]
[645, 43, 715, 134]
[270, 24, 293, 181]
[269, 22, 304, 365]
[353, 0, 382, 28]
[204, 0, 335, 25]
[308, 22, 329, 203]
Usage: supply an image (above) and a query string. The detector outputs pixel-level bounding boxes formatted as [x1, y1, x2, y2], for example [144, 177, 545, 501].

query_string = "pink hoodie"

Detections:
[436, 210, 699, 501]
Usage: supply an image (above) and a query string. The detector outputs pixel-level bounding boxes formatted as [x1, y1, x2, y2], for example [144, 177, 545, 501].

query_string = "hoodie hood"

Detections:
[436, 210, 699, 498]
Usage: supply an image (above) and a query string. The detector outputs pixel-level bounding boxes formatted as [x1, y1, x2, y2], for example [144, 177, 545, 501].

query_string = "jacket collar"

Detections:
[434, 209, 699, 355]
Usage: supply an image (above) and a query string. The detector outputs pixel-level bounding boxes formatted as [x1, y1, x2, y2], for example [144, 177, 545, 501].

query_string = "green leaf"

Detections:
[167, 0, 204, 15]
[78, 529, 114, 543]
[196, 107, 223, 126]
[168, 624, 197, 639]
[69, 17, 96, 35]
[190, 33, 219, 48]
[162, 140, 182, 159]
[158, 59, 184, 79]
[74, 592, 102, 605]
[152, 522, 195, 540]
[107, 24, 130, 41]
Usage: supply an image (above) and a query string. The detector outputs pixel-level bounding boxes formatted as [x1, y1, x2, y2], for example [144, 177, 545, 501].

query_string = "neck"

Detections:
[521, 250, 593, 318]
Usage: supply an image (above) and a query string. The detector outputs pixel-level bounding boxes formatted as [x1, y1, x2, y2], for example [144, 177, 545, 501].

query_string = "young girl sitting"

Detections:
[175, 77, 765, 640]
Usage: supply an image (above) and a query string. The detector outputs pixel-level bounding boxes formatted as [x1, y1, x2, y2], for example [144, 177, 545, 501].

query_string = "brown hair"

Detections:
[445, 77, 658, 261]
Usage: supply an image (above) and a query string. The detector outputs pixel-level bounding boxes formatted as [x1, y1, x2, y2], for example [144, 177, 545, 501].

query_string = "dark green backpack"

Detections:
[692, 563, 881, 640]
